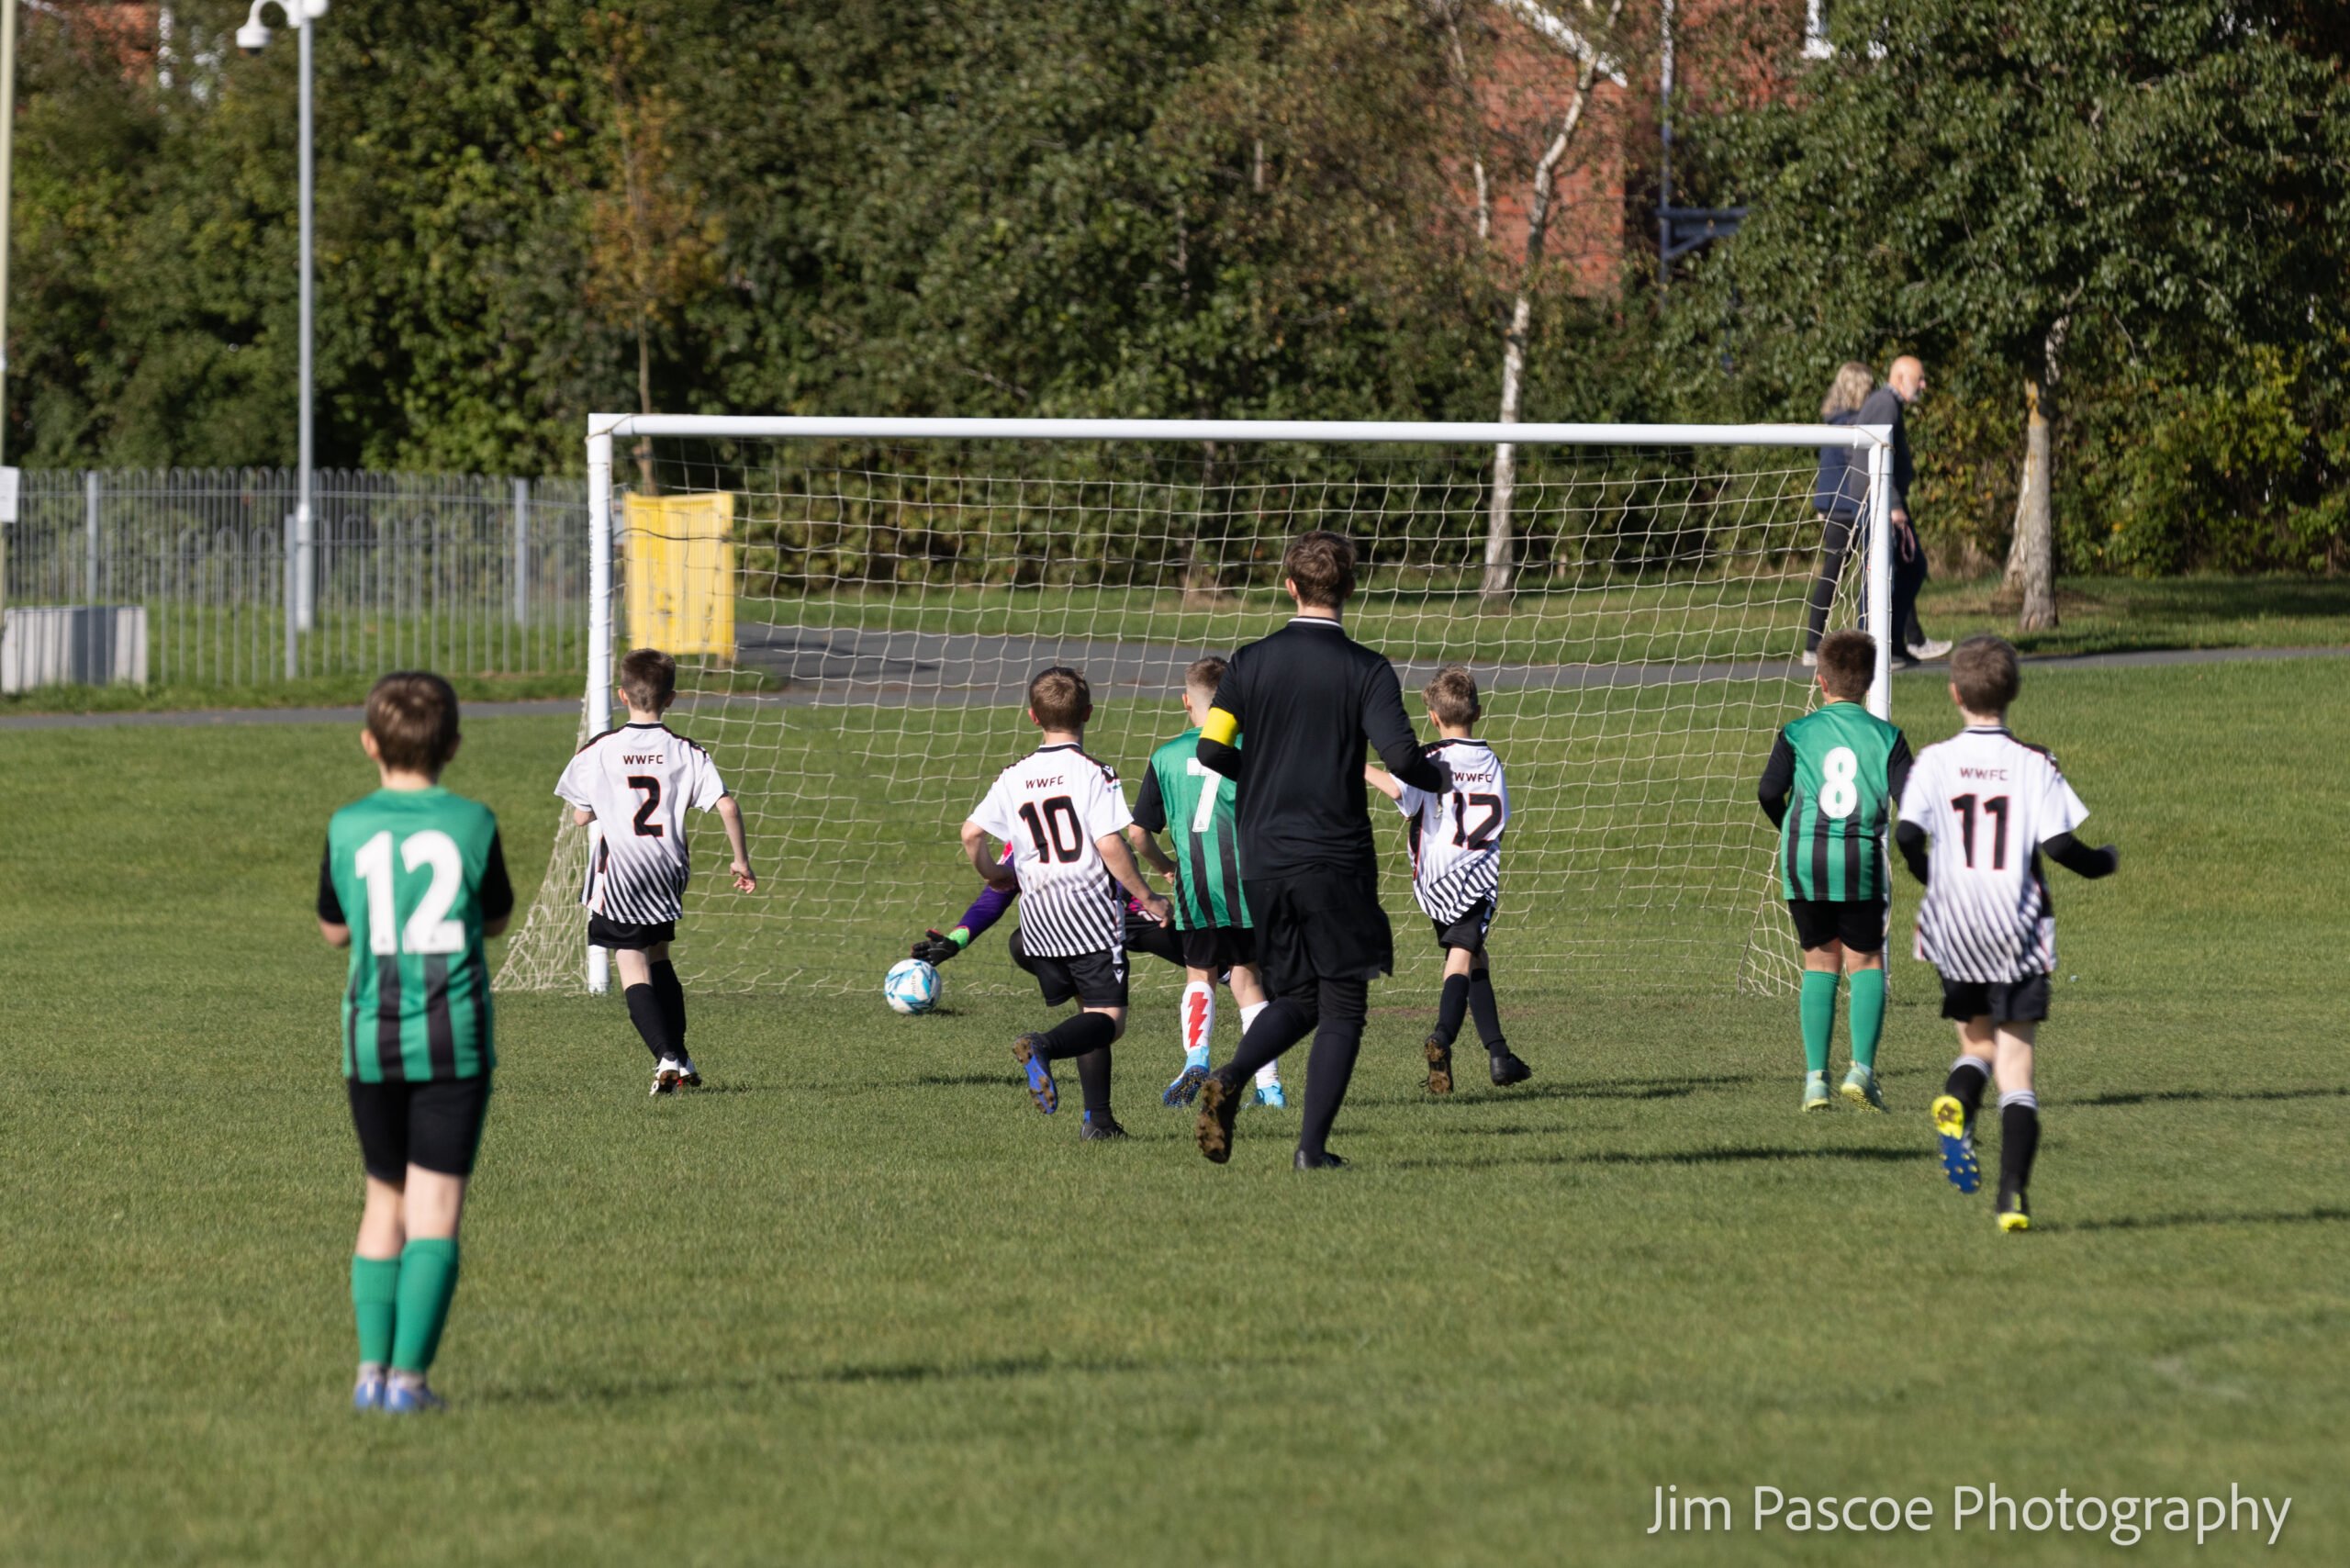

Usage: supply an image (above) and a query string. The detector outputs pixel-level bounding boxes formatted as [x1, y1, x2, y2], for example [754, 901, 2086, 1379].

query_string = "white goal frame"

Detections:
[577, 413, 1894, 993]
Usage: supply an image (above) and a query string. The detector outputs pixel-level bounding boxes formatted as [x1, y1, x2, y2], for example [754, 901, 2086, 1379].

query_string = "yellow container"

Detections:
[622, 492, 735, 658]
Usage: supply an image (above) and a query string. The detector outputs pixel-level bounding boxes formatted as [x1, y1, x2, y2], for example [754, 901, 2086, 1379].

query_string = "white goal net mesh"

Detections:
[498, 432, 1878, 999]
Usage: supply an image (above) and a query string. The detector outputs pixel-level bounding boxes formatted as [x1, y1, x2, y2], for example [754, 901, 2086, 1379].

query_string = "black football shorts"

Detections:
[348, 1074, 493, 1182]
[1178, 924, 1256, 971]
[1939, 972, 2051, 1024]
[1022, 943, 1129, 1010]
[1430, 899, 1495, 954]
[588, 913, 676, 950]
[1785, 899, 1888, 955]
[1245, 868, 1393, 1002]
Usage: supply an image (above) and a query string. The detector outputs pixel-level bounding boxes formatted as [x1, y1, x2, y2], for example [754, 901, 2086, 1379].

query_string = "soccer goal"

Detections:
[497, 416, 1893, 999]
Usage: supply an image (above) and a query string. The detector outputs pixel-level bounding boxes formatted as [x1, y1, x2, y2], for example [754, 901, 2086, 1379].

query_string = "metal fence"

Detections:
[0, 468, 593, 689]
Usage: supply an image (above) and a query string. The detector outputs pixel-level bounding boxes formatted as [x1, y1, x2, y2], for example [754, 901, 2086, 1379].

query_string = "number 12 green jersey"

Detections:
[1757, 702, 1913, 903]
[318, 787, 514, 1082]
[1132, 726, 1250, 930]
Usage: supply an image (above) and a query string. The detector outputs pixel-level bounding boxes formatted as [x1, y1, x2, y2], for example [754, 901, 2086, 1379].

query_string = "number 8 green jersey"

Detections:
[1132, 726, 1251, 930]
[319, 787, 513, 1082]
[1760, 702, 1913, 903]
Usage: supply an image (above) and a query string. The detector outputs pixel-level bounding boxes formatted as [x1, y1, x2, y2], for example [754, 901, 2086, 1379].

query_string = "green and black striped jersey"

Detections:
[318, 787, 513, 1082]
[1757, 702, 1914, 903]
[1133, 725, 1251, 930]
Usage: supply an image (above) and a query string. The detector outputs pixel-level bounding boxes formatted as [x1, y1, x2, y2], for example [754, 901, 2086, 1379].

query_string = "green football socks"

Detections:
[1799, 971, 1839, 1074]
[390, 1238, 461, 1374]
[1847, 968, 1886, 1071]
[351, 1255, 400, 1367]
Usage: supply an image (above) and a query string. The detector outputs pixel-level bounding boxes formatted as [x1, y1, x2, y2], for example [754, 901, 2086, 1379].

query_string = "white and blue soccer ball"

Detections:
[883, 958, 942, 1015]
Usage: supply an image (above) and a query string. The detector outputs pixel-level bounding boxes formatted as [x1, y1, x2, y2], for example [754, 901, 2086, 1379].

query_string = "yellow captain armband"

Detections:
[1200, 707, 1240, 746]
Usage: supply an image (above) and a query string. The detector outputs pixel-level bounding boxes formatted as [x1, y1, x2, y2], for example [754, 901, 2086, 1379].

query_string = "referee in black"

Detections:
[1193, 530, 1449, 1169]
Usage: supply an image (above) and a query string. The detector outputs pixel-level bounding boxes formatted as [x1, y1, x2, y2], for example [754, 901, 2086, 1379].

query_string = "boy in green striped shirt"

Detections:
[317, 673, 514, 1413]
[1130, 657, 1283, 1109]
[1756, 631, 1914, 1113]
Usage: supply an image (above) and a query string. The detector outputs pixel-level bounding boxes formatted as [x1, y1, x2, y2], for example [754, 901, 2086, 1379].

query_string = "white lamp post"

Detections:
[239, 0, 329, 670]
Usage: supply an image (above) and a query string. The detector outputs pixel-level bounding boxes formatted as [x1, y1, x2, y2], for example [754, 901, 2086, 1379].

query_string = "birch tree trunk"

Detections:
[2014, 377, 2058, 631]
[1479, 0, 1620, 610]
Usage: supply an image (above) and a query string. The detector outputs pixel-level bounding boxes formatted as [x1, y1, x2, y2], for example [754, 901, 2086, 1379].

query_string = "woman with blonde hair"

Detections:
[1803, 362, 1879, 665]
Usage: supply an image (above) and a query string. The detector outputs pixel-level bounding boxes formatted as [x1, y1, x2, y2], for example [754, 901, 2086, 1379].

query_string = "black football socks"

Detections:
[624, 983, 673, 1062]
[1073, 1047, 1114, 1119]
[1943, 1056, 1992, 1133]
[1295, 980, 1370, 1163]
[1467, 966, 1505, 1052]
[1432, 974, 1471, 1047]
[1038, 1010, 1117, 1061]
[1998, 1091, 2042, 1206]
[1219, 997, 1316, 1091]
[649, 959, 688, 1058]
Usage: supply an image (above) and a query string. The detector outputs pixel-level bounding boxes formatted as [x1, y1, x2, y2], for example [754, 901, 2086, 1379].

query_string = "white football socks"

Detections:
[1238, 1002, 1279, 1087]
[1181, 981, 1214, 1067]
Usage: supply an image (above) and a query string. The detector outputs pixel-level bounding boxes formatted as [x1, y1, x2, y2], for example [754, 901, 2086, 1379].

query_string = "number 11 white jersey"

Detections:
[554, 722, 731, 924]
[1898, 724, 2088, 982]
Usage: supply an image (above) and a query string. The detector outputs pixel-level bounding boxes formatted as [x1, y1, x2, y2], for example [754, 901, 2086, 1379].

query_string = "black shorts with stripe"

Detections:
[348, 1074, 492, 1182]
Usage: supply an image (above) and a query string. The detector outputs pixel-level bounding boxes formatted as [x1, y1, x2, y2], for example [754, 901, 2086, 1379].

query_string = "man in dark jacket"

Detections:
[1859, 357, 1950, 666]
[1192, 531, 1449, 1170]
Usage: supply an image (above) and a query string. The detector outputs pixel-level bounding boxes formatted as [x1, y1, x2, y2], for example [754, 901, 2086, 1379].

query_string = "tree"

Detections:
[1694, 0, 2348, 626]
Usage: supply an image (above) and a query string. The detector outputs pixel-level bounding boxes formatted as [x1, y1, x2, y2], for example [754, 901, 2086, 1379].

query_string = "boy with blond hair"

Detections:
[1366, 665, 1531, 1092]
[319, 672, 514, 1413]
[962, 666, 1172, 1139]
[1130, 656, 1284, 1108]
[1897, 634, 2118, 1231]
[556, 648, 756, 1095]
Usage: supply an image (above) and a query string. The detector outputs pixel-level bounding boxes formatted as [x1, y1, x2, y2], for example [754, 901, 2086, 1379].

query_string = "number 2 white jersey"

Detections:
[967, 742, 1134, 958]
[1395, 738, 1510, 924]
[554, 722, 731, 924]
[1898, 725, 2088, 982]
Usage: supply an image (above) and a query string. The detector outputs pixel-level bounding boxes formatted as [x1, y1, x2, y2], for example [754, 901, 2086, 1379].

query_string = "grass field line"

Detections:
[6, 639, 2344, 730]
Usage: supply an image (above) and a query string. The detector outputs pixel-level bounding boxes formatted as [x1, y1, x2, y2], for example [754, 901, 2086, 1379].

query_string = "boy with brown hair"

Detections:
[319, 672, 514, 1413]
[1897, 634, 2119, 1231]
[556, 648, 757, 1095]
[962, 666, 1172, 1139]
[1756, 630, 1914, 1112]
[1365, 665, 1531, 1092]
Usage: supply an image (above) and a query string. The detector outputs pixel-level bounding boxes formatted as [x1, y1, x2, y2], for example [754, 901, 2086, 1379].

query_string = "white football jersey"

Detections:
[1899, 725, 2089, 982]
[1395, 738, 1510, 924]
[968, 743, 1133, 958]
[555, 722, 731, 924]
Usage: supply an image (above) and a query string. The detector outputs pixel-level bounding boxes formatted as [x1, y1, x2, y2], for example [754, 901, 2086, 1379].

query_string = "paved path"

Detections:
[4, 634, 2344, 730]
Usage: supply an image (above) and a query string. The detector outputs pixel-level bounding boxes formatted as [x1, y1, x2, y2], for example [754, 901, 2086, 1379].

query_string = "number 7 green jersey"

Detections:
[319, 787, 514, 1082]
[1132, 726, 1250, 930]
[1760, 702, 1914, 903]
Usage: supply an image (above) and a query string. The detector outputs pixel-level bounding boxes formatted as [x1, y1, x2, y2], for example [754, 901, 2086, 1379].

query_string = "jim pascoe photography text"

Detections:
[1647, 1484, 2293, 1546]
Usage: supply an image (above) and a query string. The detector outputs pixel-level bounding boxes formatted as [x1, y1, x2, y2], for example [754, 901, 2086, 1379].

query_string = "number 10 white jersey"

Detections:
[1395, 738, 1510, 924]
[967, 742, 1134, 958]
[554, 722, 731, 924]
[1898, 724, 2088, 982]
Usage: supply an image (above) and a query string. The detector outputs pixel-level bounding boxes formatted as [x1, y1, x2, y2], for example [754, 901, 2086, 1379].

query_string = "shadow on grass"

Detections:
[910, 1072, 1018, 1088]
[468, 1351, 1201, 1408]
[2065, 1206, 2350, 1235]
[2076, 1085, 2347, 1108]
[1390, 1144, 1929, 1172]
[1359, 1073, 1759, 1110]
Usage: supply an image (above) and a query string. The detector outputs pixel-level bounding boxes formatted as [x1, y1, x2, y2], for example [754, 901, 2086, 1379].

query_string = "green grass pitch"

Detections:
[2, 659, 2344, 1564]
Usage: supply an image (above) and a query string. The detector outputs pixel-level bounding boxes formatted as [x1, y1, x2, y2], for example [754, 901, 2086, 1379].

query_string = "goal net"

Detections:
[498, 417, 1891, 1000]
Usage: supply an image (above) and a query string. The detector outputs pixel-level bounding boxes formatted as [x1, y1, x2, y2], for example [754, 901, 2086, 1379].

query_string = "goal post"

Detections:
[498, 414, 1893, 1000]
